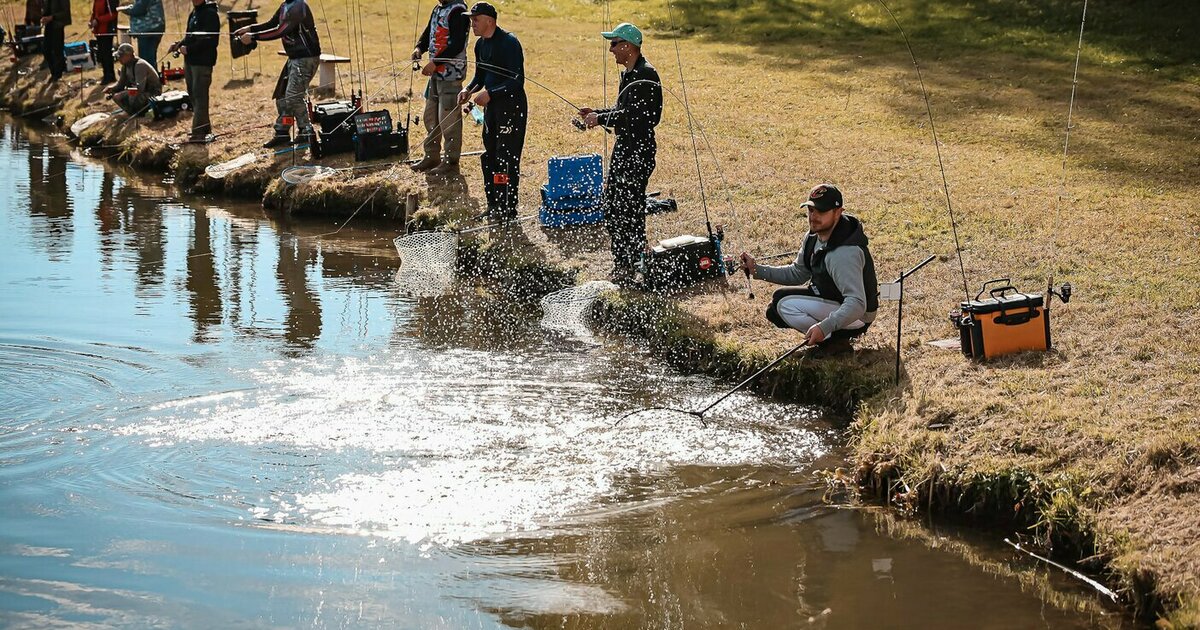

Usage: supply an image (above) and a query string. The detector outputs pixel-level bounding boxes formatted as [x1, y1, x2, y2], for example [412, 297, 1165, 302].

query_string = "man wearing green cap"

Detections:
[578, 22, 662, 286]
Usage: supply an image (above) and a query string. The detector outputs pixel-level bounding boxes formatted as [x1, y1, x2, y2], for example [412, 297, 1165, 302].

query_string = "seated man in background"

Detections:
[740, 184, 879, 356]
[104, 43, 163, 116]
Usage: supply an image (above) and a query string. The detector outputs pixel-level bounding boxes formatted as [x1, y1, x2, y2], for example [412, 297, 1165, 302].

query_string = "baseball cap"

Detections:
[601, 22, 643, 48]
[464, 2, 497, 18]
[800, 183, 843, 212]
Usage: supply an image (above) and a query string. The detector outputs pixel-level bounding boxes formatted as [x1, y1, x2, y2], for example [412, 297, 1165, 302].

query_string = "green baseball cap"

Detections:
[602, 22, 643, 47]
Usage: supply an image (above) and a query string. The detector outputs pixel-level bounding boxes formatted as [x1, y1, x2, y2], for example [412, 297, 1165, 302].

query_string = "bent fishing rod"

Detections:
[613, 341, 809, 427]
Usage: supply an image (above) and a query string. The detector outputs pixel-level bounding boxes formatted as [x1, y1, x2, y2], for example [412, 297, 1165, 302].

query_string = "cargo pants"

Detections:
[480, 91, 527, 217]
[422, 75, 464, 163]
[272, 56, 318, 136]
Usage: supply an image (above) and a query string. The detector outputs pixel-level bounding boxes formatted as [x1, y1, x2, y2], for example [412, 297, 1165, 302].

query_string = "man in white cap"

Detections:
[578, 22, 662, 286]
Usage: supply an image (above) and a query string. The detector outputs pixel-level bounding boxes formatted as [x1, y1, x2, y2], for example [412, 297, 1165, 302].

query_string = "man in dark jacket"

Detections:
[40, 0, 71, 81]
[234, 0, 322, 149]
[168, 0, 219, 141]
[458, 2, 526, 220]
[579, 22, 662, 285]
[410, 0, 469, 174]
[740, 184, 880, 356]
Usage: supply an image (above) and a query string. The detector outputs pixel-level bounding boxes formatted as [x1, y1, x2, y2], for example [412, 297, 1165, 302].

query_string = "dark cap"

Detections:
[800, 183, 843, 212]
[464, 2, 497, 18]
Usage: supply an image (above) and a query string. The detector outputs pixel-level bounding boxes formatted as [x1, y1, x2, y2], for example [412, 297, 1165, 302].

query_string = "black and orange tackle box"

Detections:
[952, 279, 1050, 360]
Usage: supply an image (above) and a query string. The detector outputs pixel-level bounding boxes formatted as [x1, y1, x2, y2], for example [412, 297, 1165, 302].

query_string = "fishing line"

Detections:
[1047, 0, 1088, 295]
[663, 0, 712, 239]
[874, 0, 969, 300]
[614, 341, 809, 427]
[312, 0, 346, 97]
[599, 0, 610, 164]
[383, 0, 399, 102]
[406, 0, 423, 130]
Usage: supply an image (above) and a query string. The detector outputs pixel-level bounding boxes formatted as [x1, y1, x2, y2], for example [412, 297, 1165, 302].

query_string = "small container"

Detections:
[469, 105, 484, 126]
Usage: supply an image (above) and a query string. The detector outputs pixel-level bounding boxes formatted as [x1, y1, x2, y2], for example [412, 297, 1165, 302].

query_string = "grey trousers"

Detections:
[273, 56, 318, 135]
[113, 91, 151, 116]
[422, 76, 464, 162]
[185, 64, 213, 138]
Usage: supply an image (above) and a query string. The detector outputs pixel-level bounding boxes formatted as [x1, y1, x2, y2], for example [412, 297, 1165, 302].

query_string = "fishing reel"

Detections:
[570, 117, 586, 131]
[1049, 282, 1072, 304]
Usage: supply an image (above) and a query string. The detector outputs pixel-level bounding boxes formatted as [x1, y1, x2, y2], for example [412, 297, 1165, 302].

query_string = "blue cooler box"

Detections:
[540, 153, 604, 227]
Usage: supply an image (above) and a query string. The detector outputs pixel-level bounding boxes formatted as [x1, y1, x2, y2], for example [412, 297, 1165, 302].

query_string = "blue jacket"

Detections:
[125, 0, 165, 36]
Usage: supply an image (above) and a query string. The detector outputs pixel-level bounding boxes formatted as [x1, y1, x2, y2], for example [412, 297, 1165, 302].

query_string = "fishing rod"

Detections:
[1047, 0, 1088, 304]
[405, 0, 422, 131]
[613, 341, 809, 427]
[874, 0, 969, 301]
[664, 0, 714, 246]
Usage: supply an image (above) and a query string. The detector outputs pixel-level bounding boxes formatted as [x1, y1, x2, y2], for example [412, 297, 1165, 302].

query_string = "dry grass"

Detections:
[4, 0, 1199, 622]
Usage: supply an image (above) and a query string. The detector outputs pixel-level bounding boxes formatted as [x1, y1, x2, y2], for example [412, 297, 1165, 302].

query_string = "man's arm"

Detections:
[596, 72, 660, 128]
[754, 251, 812, 286]
[463, 39, 484, 92]
[415, 19, 431, 54]
[815, 247, 869, 337]
[249, 5, 289, 40]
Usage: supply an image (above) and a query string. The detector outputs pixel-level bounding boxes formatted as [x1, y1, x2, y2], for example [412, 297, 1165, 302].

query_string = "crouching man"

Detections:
[104, 43, 163, 116]
[740, 184, 879, 356]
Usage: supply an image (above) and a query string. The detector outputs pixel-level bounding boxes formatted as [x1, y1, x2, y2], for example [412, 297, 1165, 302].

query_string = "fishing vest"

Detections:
[428, 0, 467, 81]
[801, 214, 880, 313]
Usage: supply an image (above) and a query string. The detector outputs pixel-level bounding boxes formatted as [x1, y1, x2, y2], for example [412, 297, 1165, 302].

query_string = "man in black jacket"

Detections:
[168, 0, 219, 142]
[40, 0, 71, 81]
[579, 22, 662, 285]
[458, 2, 526, 220]
[234, 0, 322, 149]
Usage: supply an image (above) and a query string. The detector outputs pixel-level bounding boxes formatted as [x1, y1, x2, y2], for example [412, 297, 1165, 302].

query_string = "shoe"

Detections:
[429, 161, 458, 175]
[808, 337, 854, 358]
[262, 134, 291, 149]
[410, 156, 440, 172]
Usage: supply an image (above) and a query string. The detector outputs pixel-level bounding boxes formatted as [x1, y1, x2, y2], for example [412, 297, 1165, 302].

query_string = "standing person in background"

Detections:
[40, 0, 70, 82]
[118, 0, 164, 68]
[90, 0, 119, 83]
[457, 2, 526, 220]
[234, 0, 322, 150]
[579, 22, 662, 286]
[168, 0, 219, 142]
[409, 0, 469, 175]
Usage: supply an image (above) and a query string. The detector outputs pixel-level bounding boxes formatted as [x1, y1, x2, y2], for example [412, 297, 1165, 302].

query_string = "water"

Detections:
[0, 119, 1129, 628]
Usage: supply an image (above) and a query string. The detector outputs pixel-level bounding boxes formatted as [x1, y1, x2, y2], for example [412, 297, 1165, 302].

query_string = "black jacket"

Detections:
[41, 0, 71, 25]
[596, 55, 662, 138]
[801, 214, 880, 313]
[465, 27, 524, 97]
[252, 0, 321, 59]
[179, 1, 220, 67]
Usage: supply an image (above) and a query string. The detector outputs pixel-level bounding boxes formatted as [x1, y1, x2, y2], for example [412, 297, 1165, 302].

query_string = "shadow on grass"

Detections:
[657, 0, 1200, 189]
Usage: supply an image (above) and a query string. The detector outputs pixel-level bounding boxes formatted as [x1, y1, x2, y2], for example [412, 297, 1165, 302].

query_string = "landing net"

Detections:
[393, 230, 460, 272]
[539, 280, 618, 334]
[204, 152, 258, 179]
[281, 165, 338, 185]
[70, 112, 110, 137]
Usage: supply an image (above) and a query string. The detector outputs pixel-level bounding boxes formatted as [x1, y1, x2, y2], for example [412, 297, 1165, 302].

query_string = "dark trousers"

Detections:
[43, 22, 65, 78]
[480, 92, 527, 217]
[604, 136, 656, 271]
[136, 34, 161, 68]
[185, 63, 212, 138]
[94, 34, 115, 81]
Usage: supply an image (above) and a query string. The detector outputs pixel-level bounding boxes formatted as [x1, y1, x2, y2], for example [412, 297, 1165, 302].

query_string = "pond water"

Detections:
[0, 119, 1129, 628]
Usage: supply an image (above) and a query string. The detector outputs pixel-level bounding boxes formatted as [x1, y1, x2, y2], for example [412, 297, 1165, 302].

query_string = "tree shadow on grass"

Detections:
[660, 0, 1200, 189]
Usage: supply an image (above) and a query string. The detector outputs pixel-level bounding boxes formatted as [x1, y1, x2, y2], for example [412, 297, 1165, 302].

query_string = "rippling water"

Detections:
[0, 119, 1129, 628]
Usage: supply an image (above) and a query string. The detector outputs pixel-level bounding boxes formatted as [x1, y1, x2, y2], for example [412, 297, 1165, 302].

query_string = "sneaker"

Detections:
[429, 161, 458, 175]
[262, 134, 291, 149]
[808, 337, 854, 358]
[410, 156, 440, 172]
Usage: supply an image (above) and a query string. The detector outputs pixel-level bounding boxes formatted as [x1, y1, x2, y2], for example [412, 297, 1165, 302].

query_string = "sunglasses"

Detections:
[804, 204, 836, 213]
[609, 39, 626, 48]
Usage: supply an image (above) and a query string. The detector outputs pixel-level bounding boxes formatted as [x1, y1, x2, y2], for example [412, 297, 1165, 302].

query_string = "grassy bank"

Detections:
[4, 0, 1198, 623]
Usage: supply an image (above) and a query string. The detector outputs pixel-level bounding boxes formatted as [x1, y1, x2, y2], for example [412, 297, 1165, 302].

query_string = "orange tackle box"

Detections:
[952, 279, 1050, 360]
